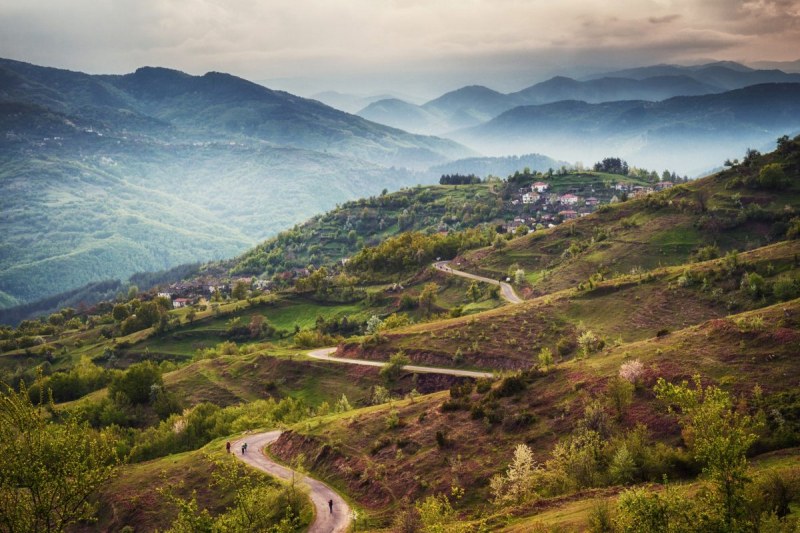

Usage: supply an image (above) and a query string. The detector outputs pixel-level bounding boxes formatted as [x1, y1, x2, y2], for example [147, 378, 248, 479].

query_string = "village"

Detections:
[502, 177, 675, 234]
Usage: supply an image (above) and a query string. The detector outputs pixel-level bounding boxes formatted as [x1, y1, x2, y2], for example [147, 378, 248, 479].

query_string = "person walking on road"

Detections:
[241, 443, 246, 455]
[328, 499, 333, 514]
[226, 441, 231, 454]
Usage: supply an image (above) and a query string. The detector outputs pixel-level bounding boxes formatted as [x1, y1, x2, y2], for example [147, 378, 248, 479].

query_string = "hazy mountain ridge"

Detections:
[0, 58, 476, 308]
[356, 62, 800, 136]
[452, 83, 800, 174]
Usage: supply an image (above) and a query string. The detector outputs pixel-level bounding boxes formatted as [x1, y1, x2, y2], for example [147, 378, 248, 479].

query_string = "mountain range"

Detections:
[3, 57, 800, 312]
[451, 83, 800, 174]
[0, 58, 474, 309]
[357, 61, 800, 135]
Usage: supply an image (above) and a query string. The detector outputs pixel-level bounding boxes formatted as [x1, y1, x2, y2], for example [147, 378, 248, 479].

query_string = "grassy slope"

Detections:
[269, 296, 800, 527]
[336, 239, 800, 370]
[458, 144, 800, 296]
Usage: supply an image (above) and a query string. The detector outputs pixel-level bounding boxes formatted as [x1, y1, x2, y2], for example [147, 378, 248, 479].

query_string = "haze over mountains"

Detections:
[356, 61, 800, 174]
[358, 61, 800, 135]
[2, 57, 800, 313]
[0, 58, 474, 309]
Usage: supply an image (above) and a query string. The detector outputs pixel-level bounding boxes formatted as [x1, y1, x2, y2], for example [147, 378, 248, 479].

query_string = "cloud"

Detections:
[649, 14, 682, 24]
[0, 0, 796, 96]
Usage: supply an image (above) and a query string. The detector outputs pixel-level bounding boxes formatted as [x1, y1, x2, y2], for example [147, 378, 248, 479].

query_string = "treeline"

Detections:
[0, 279, 122, 327]
[439, 173, 482, 185]
[346, 227, 495, 275]
[594, 157, 630, 175]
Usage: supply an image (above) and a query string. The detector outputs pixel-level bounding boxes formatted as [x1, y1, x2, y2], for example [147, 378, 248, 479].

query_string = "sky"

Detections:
[1, 0, 799, 99]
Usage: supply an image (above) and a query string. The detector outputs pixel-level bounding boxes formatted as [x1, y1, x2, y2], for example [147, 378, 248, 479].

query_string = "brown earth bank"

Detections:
[335, 342, 533, 371]
[269, 299, 800, 519]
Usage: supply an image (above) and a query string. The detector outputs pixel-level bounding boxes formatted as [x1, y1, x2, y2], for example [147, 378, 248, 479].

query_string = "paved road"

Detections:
[231, 431, 351, 533]
[227, 258, 509, 531]
[308, 347, 494, 378]
[433, 261, 523, 304]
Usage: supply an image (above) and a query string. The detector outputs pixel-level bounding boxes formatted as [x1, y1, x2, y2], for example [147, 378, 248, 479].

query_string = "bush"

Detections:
[502, 412, 537, 431]
[380, 351, 410, 382]
[108, 361, 162, 405]
[556, 336, 575, 356]
[757, 163, 789, 189]
[772, 277, 800, 301]
[475, 378, 492, 394]
[493, 375, 526, 397]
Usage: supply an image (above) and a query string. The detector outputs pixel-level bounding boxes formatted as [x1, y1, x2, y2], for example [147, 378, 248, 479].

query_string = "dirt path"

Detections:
[433, 261, 523, 304]
[307, 347, 494, 378]
[231, 431, 351, 533]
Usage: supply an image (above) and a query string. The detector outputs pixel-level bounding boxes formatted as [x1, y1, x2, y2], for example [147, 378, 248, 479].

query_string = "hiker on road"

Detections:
[328, 499, 333, 514]
[226, 441, 231, 453]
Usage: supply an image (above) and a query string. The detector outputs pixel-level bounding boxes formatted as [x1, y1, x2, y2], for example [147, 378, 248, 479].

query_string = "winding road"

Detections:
[228, 260, 520, 532]
[433, 261, 523, 304]
[308, 347, 494, 378]
[231, 431, 351, 533]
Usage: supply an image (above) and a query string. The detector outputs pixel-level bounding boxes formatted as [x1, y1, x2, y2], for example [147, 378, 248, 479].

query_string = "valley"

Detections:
[2, 136, 800, 531]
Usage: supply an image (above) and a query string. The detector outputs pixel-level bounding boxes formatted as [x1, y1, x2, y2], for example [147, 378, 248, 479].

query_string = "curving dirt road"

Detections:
[227, 259, 510, 531]
[231, 431, 351, 533]
[433, 261, 523, 304]
[307, 347, 494, 378]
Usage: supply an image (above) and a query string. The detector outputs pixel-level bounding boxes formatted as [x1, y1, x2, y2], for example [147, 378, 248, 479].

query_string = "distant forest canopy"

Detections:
[439, 174, 482, 185]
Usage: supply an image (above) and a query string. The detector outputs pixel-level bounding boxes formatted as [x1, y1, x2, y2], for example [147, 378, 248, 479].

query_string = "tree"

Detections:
[231, 280, 249, 300]
[0, 381, 119, 531]
[490, 443, 539, 505]
[466, 281, 481, 302]
[108, 361, 163, 405]
[537, 347, 554, 371]
[111, 303, 129, 322]
[418, 283, 439, 315]
[654, 375, 762, 531]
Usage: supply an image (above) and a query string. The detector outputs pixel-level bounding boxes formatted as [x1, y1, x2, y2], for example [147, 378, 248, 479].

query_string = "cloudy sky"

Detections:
[1, 0, 798, 98]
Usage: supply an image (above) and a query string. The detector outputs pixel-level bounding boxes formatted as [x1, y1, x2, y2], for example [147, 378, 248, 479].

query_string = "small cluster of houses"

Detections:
[505, 178, 676, 233]
[154, 276, 272, 308]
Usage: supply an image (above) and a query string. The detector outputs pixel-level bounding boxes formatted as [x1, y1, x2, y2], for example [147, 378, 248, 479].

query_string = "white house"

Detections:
[522, 192, 540, 204]
[560, 193, 579, 205]
[532, 181, 549, 193]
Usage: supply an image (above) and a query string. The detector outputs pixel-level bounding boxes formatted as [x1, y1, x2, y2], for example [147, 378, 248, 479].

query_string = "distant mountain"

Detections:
[429, 153, 569, 178]
[751, 59, 800, 74]
[0, 58, 474, 308]
[451, 83, 800, 174]
[358, 63, 797, 135]
[357, 98, 446, 134]
[586, 62, 800, 90]
[511, 75, 722, 104]
[311, 91, 415, 113]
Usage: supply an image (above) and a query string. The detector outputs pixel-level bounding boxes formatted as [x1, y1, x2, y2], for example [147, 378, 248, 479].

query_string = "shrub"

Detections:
[556, 336, 575, 356]
[475, 378, 492, 394]
[607, 376, 635, 418]
[772, 277, 800, 301]
[757, 163, 789, 189]
[619, 359, 645, 385]
[435, 430, 447, 448]
[741, 272, 766, 298]
[588, 500, 616, 533]
[380, 351, 410, 382]
[537, 347, 554, 370]
[502, 412, 537, 431]
[494, 375, 526, 397]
